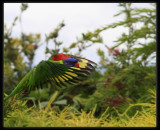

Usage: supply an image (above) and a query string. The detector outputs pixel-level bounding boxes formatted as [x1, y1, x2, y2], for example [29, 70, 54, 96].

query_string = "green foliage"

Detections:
[28, 88, 50, 101]
[25, 89, 67, 109]
[93, 3, 156, 118]
[21, 3, 28, 12]
[45, 20, 65, 56]
[4, 4, 41, 94]
[4, 3, 156, 127]
[4, 89, 156, 127]
[63, 28, 103, 55]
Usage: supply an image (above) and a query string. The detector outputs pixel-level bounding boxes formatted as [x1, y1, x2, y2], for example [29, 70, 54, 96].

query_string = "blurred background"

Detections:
[4, 3, 154, 66]
[4, 3, 156, 118]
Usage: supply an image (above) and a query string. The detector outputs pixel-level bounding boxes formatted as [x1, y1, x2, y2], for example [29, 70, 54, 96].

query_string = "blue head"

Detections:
[63, 58, 78, 67]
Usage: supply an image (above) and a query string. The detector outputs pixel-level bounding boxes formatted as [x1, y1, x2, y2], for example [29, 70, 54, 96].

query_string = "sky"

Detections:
[4, 3, 153, 67]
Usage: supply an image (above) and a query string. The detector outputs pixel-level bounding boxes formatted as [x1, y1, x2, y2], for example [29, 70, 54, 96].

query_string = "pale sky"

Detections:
[4, 3, 153, 67]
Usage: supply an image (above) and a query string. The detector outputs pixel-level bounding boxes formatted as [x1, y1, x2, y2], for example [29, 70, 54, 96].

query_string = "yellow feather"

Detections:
[62, 75, 69, 80]
[64, 74, 73, 79]
[66, 72, 78, 77]
[70, 67, 81, 70]
[58, 76, 65, 82]
[81, 59, 88, 63]
[55, 77, 60, 83]
[78, 62, 87, 68]
[68, 69, 73, 71]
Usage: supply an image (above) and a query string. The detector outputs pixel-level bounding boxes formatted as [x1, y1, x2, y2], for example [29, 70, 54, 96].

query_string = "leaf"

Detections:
[21, 3, 28, 12]
[69, 43, 77, 49]
[44, 91, 59, 112]
[53, 99, 67, 105]
[40, 101, 49, 109]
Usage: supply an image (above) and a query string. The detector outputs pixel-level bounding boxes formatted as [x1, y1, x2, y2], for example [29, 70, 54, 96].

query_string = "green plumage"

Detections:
[4, 58, 96, 101]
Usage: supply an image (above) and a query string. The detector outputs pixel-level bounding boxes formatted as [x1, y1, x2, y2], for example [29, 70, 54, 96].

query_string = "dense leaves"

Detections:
[4, 3, 156, 127]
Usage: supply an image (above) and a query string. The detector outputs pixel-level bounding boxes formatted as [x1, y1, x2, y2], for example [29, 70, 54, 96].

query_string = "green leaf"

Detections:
[40, 101, 49, 109]
[53, 99, 67, 105]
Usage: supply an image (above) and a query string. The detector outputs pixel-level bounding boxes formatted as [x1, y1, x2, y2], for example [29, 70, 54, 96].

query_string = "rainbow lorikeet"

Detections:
[4, 53, 97, 101]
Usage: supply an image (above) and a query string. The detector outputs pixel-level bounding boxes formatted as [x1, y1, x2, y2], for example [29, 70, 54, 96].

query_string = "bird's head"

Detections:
[63, 58, 79, 67]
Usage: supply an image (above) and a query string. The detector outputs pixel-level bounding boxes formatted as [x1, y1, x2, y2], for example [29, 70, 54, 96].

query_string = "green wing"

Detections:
[4, 59, 96, 101]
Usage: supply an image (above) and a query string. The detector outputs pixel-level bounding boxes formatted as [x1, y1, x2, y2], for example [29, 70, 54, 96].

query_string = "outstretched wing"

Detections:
[27, 60, 93, 89]
[4, 59, 96, 101]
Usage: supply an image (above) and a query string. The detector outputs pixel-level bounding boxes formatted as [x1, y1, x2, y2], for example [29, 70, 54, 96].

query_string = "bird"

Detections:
[4, 53, 97, 101]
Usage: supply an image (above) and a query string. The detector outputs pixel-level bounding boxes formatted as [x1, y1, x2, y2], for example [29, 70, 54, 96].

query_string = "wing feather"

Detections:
[4, 55, 97, 101]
